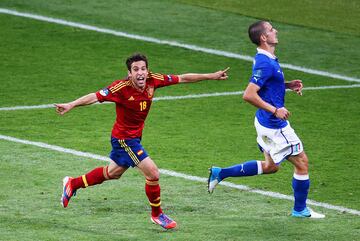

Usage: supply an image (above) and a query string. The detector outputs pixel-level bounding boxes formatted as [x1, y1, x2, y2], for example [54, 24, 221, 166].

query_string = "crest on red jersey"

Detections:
[146, 86, 154, 98]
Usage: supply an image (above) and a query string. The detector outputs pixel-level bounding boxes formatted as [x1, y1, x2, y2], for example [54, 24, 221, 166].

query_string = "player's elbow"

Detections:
[243, 91, 252, 103]
[178, 75, 189, 83]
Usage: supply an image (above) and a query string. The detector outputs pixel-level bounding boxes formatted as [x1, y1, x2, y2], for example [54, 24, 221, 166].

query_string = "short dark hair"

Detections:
[248, 21, 267, 46]
[126, 53, 148, 71]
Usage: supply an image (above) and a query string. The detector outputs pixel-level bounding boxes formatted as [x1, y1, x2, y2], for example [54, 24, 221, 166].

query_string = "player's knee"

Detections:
[294, 155, 309, 173]
[147, 169, 160, 181]
[106, 165, 125, 180]
[263, 162, 279, 174]
[269, 165, 279, 174]
[109, 172, 122, 179]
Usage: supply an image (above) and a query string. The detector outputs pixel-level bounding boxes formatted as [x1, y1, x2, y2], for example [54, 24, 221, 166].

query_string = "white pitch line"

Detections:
[0, 8, 359, 83]
[0, 134, 359, 216]
[1, 84, 360, 111]
[0, 91, 245, 111]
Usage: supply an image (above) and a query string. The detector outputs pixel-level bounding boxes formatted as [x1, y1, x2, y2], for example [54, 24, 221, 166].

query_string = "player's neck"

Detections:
[130, 80, 146, 92]
[259, 45, 276, 57]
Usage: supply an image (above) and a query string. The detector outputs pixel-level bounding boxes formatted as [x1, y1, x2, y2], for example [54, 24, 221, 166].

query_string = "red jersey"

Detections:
[96, 72, 179, 139]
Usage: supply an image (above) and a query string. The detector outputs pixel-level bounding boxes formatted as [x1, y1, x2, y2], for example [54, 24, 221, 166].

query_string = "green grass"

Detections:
[1, 89, 359, 210]
[0, 1, 359, 240]
[1, 142, 359, 241]
[178, 0, 360, 35]
[0, 0, 359, 77]
[0, 13, 351, 107]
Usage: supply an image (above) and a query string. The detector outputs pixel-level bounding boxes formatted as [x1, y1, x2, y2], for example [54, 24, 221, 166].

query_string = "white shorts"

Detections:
[254, 117, 303, 164]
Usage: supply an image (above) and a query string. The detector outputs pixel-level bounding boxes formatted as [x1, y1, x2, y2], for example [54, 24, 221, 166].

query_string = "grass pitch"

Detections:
[0, 1, 359, 240]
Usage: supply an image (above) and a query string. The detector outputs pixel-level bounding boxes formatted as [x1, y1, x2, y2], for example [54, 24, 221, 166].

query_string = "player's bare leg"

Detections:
[262, 152, 279, 174]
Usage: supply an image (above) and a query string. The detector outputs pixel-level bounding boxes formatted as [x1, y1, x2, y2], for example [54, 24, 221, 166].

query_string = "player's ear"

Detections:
[260, 33, 267, 43]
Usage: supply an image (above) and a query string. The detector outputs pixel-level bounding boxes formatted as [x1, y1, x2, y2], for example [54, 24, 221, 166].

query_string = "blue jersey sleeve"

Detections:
[249, 58, 273, 88]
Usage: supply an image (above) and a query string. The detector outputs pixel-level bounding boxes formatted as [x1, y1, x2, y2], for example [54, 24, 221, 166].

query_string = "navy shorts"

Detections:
[109, 137, 148, 168]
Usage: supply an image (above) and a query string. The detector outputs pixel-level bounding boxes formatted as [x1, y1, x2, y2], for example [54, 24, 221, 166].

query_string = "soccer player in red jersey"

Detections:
[55, 53, 229, 229]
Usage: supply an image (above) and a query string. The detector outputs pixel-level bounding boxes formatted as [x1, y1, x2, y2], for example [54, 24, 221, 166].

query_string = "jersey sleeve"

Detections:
[95, 80, 123, 103]
[249, 58, 273, 88]
[150, 72, 179, 89]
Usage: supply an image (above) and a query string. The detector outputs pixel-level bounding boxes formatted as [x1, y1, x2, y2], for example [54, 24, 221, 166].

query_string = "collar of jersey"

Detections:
[257, 48, 276, 59]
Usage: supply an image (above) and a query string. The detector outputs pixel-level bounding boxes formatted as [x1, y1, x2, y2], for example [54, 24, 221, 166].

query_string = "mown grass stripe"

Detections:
[0, 8, 359, 83]
[0, 133, 359, 216]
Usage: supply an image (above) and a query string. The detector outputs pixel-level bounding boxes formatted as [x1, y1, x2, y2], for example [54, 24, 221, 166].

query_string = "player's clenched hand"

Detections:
[275, 107, 290, 120]
[287, 79, 303, 96]
[212, 67, 230, 80]
[55, 103, 73, 115]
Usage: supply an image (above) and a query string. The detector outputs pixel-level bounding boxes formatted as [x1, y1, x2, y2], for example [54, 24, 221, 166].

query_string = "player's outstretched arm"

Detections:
[178, 67, 229, 83]
[55, 93, 98, 115]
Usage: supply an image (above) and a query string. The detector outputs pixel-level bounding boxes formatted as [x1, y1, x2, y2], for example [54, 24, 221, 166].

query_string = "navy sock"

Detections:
[219, 160, 261, 180]
[292, 174, 310, 212]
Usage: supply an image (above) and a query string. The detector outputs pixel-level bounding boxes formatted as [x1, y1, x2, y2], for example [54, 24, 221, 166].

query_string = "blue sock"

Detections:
[292, 174, 310, 212]
[219, 160, 262, 180]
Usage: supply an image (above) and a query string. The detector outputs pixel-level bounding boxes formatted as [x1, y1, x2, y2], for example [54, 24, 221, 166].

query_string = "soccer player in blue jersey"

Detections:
[208, 21, 325, 218]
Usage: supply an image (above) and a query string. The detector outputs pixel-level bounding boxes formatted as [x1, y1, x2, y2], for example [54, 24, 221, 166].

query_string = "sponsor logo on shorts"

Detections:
[294, 143, 301, 152]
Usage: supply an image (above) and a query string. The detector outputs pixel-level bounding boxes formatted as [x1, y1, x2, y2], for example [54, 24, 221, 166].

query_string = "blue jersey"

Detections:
[249, 49, 288, 129]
